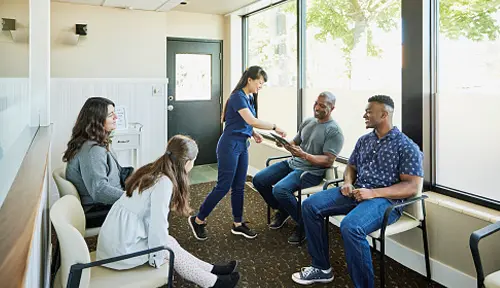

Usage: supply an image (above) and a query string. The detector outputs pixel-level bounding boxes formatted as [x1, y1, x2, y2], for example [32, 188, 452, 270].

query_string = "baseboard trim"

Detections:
[329, 217, 476, 288]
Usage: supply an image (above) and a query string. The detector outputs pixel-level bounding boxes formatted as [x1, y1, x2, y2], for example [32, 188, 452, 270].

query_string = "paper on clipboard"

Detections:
[115, 106, 128, 130]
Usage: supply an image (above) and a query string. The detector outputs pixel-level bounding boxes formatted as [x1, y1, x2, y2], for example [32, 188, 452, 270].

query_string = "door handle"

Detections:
[167, 105, 174, 111]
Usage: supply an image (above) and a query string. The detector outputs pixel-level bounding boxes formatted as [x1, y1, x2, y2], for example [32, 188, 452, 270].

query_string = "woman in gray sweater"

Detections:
[63, 97, 129, 228]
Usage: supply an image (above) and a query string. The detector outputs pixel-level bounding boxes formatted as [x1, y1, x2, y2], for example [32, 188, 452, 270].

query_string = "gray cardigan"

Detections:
[66, 140, 124, 210]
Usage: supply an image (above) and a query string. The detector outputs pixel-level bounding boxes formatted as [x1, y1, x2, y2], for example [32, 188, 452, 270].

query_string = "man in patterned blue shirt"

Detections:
[292, 95, 424, 288]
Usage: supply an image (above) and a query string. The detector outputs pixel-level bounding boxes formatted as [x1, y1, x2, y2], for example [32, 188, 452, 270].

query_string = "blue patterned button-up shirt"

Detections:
[348, 127, 424, 206]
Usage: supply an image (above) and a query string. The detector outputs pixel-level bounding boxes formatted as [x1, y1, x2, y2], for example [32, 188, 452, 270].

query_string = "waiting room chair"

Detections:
[51, 195, 174, 288]
[265, 155, 339, 244]
[52, 165, 101, 237]
[470, 221, 500, 288]
[52, 165, 104, 285]
[323, 177, 431, 288]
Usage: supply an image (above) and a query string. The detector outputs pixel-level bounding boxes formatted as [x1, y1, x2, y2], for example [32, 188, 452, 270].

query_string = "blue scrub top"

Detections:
[223, 89, 256, 138]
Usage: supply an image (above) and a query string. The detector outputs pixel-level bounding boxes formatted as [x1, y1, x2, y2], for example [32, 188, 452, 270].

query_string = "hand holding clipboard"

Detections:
[270, 133, 290, 147]
[270, 133, 307, 159]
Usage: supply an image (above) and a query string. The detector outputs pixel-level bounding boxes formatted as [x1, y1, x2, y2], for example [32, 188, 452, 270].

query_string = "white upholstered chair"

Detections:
[51, 195, 174, 288]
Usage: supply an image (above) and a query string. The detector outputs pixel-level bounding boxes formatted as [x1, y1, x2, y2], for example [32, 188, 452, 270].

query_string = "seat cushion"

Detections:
[330, 213, 421, 239]
[485, 270, 500, 288]
[89, 252, 170, 288]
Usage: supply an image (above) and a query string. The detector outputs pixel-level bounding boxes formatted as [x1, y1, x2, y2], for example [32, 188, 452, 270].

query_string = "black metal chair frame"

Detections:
[470, 221, 500, 288]
[66, 245, 175, 288]
[264, 155, 338, 246]
[323, 178, 432, 288]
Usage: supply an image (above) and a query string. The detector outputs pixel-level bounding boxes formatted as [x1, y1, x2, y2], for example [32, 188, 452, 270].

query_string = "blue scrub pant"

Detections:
[197, 134, 249, 222]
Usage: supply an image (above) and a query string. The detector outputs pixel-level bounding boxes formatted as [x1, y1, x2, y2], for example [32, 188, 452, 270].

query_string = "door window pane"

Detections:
[175, 54, 211, 101]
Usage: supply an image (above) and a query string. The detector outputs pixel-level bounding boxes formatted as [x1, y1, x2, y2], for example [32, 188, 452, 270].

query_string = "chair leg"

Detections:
[50, 239, 60, 288]
[421, 219, 432, 280]
[297, 189, 302, 246]
[267, 205, 271, 225]
[324, 216, 329, 244]
[380, 237, 386, 288]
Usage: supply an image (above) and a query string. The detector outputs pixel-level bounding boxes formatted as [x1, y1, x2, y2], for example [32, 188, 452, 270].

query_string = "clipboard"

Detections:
[270, 132, 289, 146]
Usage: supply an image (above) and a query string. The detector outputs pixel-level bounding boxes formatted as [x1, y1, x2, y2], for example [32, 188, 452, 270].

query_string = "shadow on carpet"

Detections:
[84, 181, 443, 288]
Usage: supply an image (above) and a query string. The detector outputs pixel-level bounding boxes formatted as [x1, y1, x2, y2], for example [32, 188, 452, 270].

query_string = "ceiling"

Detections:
[172, 0, 259, 15]
[51, 0, 260, 15]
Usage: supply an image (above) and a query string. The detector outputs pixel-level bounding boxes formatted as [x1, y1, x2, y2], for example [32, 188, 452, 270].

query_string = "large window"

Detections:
[245, 0, 500, 209]
[304, 0, 402, 158]
[247, 1, 298, 136]
[246, 0, 402, 158]
[436, 1, 500, 203]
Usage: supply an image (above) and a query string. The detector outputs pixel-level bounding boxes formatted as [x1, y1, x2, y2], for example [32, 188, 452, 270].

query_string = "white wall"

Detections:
[51, 3, 168, 78]
[0, 79, 31, 205]
[50, 4, 225, 79]
[166, 11, 224, 39]
[223, 14, 242, 106]
[0, 2, 29, 77]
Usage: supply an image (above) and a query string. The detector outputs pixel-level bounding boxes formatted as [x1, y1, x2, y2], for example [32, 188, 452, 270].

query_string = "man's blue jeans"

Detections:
[302, 187, 401, 288]
[252, 160, 323, 227]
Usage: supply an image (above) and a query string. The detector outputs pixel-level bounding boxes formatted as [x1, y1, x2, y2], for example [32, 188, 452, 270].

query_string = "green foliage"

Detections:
[439, 0, 500, 41]
[283, 0, 500, 78]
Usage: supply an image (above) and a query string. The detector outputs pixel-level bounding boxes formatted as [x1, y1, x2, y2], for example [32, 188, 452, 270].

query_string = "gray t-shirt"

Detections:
[288, 117, 344, 176]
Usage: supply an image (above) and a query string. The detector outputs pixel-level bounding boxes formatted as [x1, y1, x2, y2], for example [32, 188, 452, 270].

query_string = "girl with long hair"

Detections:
[189, 66, 286, 240]
[64, 96, 128, 228]
[96, 135, 240, 288]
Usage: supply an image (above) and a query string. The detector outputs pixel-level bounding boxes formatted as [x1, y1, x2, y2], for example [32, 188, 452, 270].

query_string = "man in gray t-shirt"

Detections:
[252, 91, 344, 245]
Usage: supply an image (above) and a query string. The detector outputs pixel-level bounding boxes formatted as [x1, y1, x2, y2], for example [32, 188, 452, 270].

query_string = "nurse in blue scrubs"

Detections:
[189, 66, 286, 240]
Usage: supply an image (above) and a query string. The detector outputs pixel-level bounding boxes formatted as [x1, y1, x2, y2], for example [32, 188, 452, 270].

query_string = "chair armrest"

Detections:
[323, 178, 345, 190]
[266, 155, 292, 167]
[67, 246, 175, 288]
[299, 170, 311, 181]
[470, 221, 500, 287]
[295, 171, 314, 199]
[380, 195, 429, 239]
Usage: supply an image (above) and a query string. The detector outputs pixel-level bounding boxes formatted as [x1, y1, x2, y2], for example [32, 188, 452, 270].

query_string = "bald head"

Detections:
[314, 91, 336, 121]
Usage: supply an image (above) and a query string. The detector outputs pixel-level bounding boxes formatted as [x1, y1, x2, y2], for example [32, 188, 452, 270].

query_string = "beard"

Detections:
[314, 110, 328, 119]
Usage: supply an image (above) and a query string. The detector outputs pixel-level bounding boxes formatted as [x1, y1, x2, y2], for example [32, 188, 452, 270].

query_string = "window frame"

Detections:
[428, 0, 500, 210]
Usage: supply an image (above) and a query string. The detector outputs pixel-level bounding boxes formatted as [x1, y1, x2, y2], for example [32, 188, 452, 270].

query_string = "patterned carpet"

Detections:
[81, 180, 443, 288]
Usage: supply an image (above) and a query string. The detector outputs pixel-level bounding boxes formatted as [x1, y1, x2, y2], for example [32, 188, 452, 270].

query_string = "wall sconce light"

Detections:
[2, 18, 16, 31]
[68, 23, 87, 45]
[1, 18, 29, 43]
[75, 23, 87, 36]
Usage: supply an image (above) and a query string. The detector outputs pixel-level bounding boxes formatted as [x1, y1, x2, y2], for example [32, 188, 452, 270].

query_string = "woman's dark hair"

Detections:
[221, 65, 268, 122]
[125, 135, 198, 216]
[63, 97, 115, 162]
